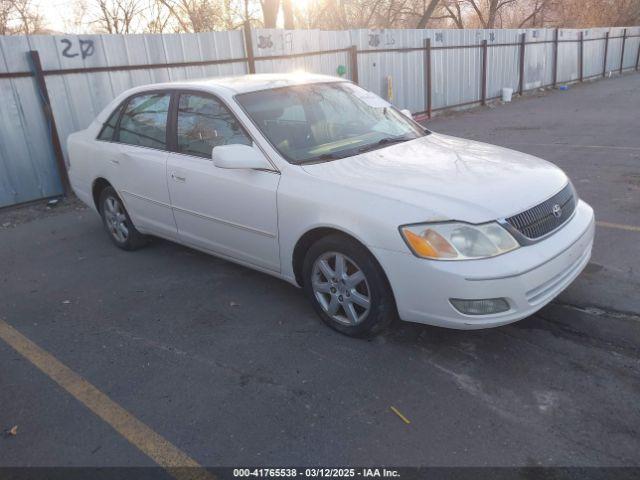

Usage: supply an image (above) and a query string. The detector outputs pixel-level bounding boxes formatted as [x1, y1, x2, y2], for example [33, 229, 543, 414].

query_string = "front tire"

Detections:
[99, 186, 147, 251]
[302, 234, 397, 337]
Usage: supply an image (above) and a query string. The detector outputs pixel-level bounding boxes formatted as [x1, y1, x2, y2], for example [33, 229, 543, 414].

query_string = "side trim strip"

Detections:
[178, 237, 281, 274]
[171, 206, 277, 238]
[120, 190, 171, 208]
[120, 190, 277, 238]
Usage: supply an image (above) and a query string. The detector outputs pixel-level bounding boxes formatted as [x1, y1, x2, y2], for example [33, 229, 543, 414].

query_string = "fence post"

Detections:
[349, 45, 359, 84]
[579, 31, 584, 82]
[619, 28, 627, 74]
[553, 28, 559, 88]
[243, 22, 256, 74]
[423, 38, 432, 118]
[602, 31, 609, 77]
[481, 39, 488, 106]
[29, 50, 71, 197]
[518, 33, 526, 95]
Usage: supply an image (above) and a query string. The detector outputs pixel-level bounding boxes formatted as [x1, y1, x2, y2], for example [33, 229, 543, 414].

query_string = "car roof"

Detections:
[187, 73, 348, 94]
[133, 73, 347, 96]
[95, 73, 348, 123]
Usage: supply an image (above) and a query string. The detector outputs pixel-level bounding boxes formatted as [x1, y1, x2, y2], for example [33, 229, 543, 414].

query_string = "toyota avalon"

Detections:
[67, 73, 595, 337]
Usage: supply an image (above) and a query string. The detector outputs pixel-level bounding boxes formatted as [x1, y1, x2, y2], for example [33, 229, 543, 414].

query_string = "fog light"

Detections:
[450, 298, 510, 315]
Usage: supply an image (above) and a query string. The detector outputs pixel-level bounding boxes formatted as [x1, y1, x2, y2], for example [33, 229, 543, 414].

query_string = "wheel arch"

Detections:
[291, 226, 391, 290]
[92, 177, 113, 212]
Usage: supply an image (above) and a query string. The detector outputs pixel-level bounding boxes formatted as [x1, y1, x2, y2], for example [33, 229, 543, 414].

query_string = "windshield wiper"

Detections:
[356, 135, 412, 154]
[297, 136, 413, 165]
[298, 152, 352, 165]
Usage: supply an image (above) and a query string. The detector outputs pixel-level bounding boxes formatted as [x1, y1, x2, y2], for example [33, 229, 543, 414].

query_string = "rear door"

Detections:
[111, 91, 178, 240]
[165, 91, 281, 271]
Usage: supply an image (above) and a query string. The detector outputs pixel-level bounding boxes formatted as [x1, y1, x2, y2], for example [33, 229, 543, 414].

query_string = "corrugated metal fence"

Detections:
[1, 25, 639, 208]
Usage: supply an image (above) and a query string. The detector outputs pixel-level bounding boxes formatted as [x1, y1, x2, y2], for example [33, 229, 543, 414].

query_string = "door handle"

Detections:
[171, 172, 186, 182]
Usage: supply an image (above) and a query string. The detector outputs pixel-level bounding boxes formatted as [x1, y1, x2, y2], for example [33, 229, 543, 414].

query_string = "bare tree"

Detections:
[302, 0, 401, 29]
[415, 0, 440, 28]
[1, 0, 44, 34]
[144, 0, 174, 32]
[284, 0, 622, 36]
[442, 0, 465, 28]
[92, 0, 145, 33]
[461, 0, 517, 28]
[3, 0, 640, 35]
[260, 0, 279, 27]
[516, 0, 552, 27]
[549, 0, 640, 28]
[221, 0, 235, 28]
[157, 0, 225, 32]
[282, 0, 294, 28]
[212, 0, 260, 29]
[0, 0, 13, 34]
[62, 0, 91, 34]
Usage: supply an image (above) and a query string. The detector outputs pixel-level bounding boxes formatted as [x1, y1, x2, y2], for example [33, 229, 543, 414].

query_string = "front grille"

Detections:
[506, 183, 576, 239]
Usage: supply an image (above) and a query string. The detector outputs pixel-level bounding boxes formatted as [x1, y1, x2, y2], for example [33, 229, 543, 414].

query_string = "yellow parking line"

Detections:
[597, 221, 640, 233]
[0, 320, 214, 480]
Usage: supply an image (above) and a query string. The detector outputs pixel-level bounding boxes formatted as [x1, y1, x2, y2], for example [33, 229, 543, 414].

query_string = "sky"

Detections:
[34, 0, 78, 33]
[32, 0, 309, 34]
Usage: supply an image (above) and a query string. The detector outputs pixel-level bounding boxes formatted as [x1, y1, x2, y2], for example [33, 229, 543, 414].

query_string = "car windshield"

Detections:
[236, 82, 427, 164]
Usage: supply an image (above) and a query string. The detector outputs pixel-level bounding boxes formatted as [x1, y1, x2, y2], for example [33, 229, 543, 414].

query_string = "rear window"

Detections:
[97, 104, 123, 141]
[116, 93, 171, 150]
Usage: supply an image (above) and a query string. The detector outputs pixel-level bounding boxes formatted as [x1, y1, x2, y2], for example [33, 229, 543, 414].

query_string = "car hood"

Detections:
[300, 133, 568, 223]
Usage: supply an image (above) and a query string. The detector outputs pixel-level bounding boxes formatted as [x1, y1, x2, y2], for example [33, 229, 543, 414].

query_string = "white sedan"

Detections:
[67, 73, 594, 337]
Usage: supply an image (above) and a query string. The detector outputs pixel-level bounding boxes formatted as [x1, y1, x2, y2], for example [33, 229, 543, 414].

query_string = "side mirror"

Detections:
[212, 144, 272, 170]
[400, 109, 412, 119]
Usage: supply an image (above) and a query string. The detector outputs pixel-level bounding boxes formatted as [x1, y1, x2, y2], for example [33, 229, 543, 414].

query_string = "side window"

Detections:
[176, 93, 251, 158]
[97, 104, 123, 141]
[117, 93, 170, 149]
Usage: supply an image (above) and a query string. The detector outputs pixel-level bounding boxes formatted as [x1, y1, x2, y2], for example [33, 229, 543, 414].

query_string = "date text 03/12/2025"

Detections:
[233, 468, 401, 478]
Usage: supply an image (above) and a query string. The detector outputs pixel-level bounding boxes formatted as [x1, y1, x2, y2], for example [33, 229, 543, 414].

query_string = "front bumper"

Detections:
[373, 200, 595, 329]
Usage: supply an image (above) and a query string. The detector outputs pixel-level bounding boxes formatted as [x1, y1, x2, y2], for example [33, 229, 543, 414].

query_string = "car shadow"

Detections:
[128, 235, 640, 362]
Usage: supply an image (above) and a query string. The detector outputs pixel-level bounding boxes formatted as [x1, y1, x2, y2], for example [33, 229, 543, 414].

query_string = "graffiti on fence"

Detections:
[257, 32, 295, 54]
[368, 31, 396, 48]
[257, 35, 274, 49]
[60, 38, 95, 59]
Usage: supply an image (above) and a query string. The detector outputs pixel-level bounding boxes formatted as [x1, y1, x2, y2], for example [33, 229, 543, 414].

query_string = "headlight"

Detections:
[400, 222, 519, 260]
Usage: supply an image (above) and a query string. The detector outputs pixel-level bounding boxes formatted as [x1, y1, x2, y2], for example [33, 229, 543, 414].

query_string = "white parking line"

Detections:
[506, 143, 640, 151]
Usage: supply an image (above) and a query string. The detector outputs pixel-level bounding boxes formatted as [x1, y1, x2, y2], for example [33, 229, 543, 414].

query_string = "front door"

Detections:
[166, 92, 280, 272]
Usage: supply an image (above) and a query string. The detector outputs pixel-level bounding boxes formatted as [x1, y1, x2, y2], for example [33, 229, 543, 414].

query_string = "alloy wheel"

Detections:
[103, 195, 129, 243]
[311, 251, 371, 326]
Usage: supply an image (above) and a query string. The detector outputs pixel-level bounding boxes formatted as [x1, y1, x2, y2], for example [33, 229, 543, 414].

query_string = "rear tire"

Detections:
[99, 186, 148, 251]
[302, 234, 397, 337]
